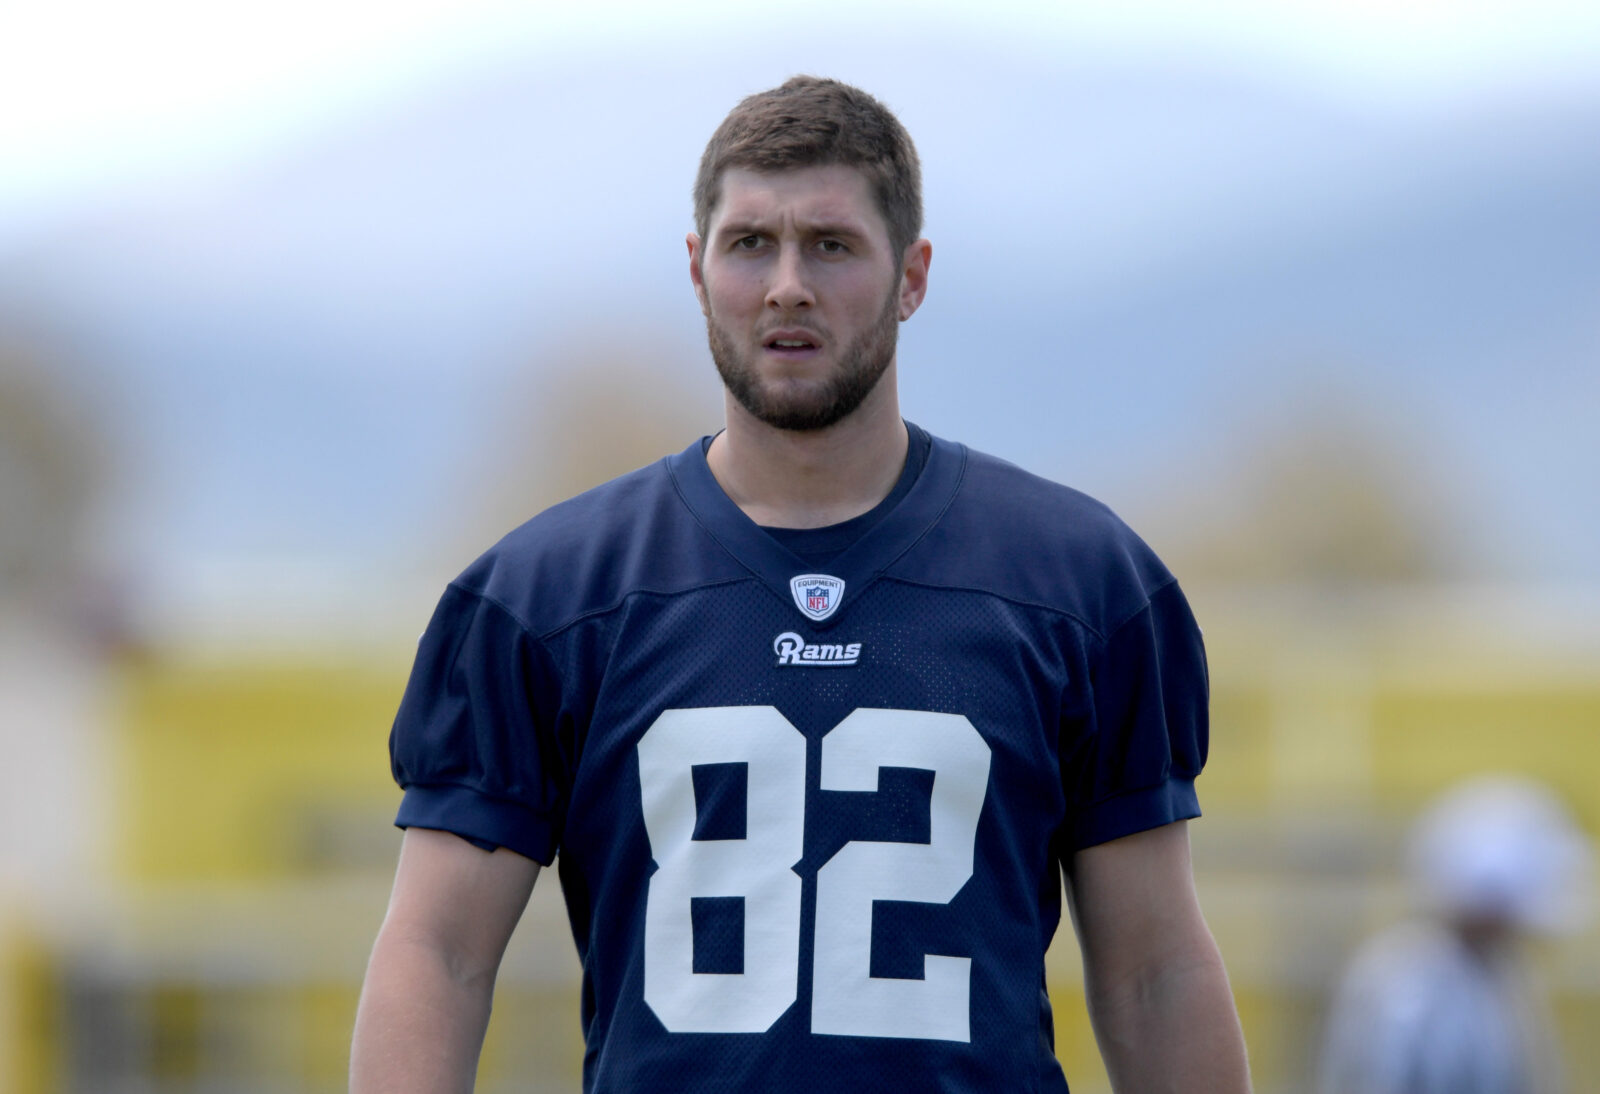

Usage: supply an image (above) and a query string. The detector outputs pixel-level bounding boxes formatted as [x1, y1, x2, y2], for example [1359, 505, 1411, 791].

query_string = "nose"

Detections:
[765, 243, 814, 312]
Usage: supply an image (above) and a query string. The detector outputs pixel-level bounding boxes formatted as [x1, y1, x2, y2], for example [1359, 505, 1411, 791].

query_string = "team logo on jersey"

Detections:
[773, 631, 862, 667]
[789, 573, 845, 621]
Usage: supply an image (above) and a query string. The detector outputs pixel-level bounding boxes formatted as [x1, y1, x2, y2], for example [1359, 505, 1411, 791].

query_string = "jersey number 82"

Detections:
[637, 706, 992, 1042]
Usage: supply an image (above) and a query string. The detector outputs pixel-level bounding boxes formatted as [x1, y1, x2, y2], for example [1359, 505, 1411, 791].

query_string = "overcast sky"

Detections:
[4, 0, 1598, 634]
[6, 0, 1600, 234]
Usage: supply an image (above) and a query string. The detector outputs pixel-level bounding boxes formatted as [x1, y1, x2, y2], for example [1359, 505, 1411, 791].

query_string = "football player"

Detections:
[352, 76, 1251, 1093]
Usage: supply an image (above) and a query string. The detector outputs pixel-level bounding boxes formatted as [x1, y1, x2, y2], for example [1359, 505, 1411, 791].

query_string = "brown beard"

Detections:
[706, 283, 899, 432]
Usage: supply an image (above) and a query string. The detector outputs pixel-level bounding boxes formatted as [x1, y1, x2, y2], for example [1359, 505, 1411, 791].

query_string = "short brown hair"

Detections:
[693, 76, 923, 259]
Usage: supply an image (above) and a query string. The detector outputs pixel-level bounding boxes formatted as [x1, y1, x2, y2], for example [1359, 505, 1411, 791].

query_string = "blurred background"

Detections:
[2, 1, 1598, 1090]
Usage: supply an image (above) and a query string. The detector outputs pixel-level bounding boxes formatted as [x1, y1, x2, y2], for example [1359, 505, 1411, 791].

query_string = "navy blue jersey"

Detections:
[390, 425, 1208, 1093]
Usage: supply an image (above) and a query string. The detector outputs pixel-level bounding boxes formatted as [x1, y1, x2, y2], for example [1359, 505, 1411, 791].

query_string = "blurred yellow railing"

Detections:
[5, 584, 1598, 1093]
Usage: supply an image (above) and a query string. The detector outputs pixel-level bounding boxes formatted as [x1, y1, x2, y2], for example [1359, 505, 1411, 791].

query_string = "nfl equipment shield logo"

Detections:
[789, 573, 845, 622]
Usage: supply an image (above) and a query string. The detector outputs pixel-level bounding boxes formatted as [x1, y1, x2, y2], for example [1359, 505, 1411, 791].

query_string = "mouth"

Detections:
[764, 332, 822, 357]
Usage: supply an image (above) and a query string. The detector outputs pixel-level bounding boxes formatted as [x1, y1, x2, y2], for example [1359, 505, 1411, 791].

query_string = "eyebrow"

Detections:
[714, 219, 871, 241]
[805, 222, 869, 240]
[713, 220, 766, 239]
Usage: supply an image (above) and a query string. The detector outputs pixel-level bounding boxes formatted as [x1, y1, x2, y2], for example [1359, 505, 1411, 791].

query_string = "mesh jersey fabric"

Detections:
[390, 424, 1209, 1093]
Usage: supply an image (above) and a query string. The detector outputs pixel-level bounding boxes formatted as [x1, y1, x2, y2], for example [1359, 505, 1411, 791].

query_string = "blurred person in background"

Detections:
[351, 75, 1250, 1092]
[1317, 775, 1595, 1094]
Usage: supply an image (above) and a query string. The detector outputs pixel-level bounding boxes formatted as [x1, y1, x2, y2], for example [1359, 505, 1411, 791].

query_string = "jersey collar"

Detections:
[665, 424, 967, 630]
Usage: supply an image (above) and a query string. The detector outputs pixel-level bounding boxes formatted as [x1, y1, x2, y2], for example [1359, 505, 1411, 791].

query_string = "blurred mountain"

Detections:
[1, 37, 1596, 622]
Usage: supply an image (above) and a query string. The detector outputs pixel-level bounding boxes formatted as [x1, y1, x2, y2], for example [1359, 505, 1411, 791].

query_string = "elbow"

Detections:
[374, 918, 502, 994]
[1087, 928, 1230, 1020]
[1085, 947, 1251, 1093]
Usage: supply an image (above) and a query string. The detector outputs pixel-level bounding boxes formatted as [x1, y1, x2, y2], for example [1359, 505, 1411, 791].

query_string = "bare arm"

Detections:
[1067, 820, 1251, 1094]
[350, 827, 541, 1094]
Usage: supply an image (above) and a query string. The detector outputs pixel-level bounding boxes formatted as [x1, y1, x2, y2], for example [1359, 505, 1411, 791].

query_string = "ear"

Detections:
[687, 232, 710, 317]
[897, 238, 932, 321]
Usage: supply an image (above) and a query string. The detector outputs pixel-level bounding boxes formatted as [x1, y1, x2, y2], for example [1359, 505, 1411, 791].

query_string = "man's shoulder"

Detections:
[957, 443, 1127, 535]
[904, 437, 1178, 637]
[448, 445, 739, 636]
[497, 458, 677, 555]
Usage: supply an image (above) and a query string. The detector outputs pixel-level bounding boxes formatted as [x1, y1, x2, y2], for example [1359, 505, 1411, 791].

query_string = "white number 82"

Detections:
[637, 706, 991, 1042]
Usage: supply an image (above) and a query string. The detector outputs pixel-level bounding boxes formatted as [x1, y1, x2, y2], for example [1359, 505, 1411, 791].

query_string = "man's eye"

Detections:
[735, 236, 762, 250]
[818, 239, 846, 254]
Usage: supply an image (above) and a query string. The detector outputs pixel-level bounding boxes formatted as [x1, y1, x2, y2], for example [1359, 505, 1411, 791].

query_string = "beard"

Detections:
[707, 284, 899, 433]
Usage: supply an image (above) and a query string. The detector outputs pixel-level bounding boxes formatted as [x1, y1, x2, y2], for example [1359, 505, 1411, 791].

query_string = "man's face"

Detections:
[689, 165, 925, 432]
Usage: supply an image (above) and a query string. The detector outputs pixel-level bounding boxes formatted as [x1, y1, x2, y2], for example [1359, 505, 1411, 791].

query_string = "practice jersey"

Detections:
[390, 425, 1209, 1093]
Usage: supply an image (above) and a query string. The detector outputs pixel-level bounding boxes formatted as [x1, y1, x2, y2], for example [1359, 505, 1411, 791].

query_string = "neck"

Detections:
[707, 367, 908, 529]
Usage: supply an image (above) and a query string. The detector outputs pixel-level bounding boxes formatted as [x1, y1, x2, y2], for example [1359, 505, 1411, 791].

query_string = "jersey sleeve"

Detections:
[389, 582, 571, 864]
[1062, 578, 1209, 851]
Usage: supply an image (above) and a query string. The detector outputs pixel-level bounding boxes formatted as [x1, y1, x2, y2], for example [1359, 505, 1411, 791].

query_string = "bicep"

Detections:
[381, 827, 541, 982]
[1067, 821, 1216, 987]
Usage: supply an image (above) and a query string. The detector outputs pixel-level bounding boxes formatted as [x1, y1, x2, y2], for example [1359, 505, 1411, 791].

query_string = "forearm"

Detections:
[350, 927, 497, 1094]
[1086, 941, 1251, 1094]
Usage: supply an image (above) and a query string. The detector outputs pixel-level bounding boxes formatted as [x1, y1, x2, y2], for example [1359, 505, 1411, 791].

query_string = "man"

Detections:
[1317, 776, 1593, 1094]
[351, 76, 1250, 1093]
